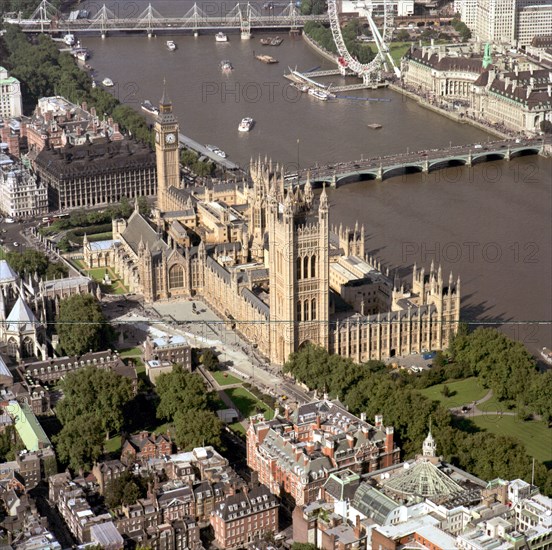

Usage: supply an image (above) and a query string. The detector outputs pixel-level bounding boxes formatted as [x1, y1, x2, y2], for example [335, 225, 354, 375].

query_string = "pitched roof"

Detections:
[0, 260, 17, 283]
[121, 211, 168, 257]
[6, 295, 38, 332]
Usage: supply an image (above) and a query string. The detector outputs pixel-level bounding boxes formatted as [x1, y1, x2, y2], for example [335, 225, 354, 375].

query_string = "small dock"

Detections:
[178, 133, 240, 170]
[284, 68, 387, 92]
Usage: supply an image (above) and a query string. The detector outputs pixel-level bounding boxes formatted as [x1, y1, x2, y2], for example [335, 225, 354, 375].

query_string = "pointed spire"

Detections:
[160, 77, 171, 106]
[319, 183, 328, 212]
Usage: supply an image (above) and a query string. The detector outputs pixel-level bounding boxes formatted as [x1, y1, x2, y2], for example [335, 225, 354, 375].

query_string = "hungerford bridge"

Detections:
[295, 136, 551, 187]
[4, 0, 329, 36]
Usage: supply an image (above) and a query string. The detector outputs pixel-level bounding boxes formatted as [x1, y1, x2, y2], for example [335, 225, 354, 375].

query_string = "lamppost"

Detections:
[296, 138, 300, 174]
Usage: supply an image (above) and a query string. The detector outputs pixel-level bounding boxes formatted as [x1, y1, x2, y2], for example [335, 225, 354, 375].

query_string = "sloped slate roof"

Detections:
[6, 296, 38, 332]
[0, 260, 17, 282]
[122, 211, 168, 256]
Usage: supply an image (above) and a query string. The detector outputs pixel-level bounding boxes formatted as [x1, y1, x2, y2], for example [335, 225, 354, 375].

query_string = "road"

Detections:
[152, 299, 312, 406]
[300, 136, 549, 181]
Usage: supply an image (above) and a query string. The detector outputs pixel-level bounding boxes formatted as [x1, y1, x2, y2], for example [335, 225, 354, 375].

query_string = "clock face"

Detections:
[166, 133, 176, 144]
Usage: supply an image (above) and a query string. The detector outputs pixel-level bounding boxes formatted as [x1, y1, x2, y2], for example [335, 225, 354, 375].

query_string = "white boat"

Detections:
[72, 48, 89, 62]
[214, 148, 227, 158]
[102, 78, 114, 87]
[541, 347, 552, 365]
[215, 32, 228, 42]
[63, 33, 75, 46]
[238, 117, 254, 132]
[308, 88, 331, 101]
[141, 100, 160, 116]
[166, 40, 176, 51]
[220, 60, 233, 72]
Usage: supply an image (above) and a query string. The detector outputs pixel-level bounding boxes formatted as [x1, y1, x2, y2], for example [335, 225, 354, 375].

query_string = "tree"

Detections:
[200, 349, 220, 371]
[441, 384, 451, 397]
[56, 366, 133, 439]
[395, 29, 411, 42]
[56, 294, 111, 356]
[53, 414, 104, 473]
[156, 365, 209, 421]
[173, 409, 222, 450]
[105, 470, 147, 509]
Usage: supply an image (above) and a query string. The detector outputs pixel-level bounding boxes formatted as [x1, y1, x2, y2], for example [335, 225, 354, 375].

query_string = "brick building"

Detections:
[247, 398, 400, 506]
[121, 431, 173, 465]
[210, 485, 279, 549]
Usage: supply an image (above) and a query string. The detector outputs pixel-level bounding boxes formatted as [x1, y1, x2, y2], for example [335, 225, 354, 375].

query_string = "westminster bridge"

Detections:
[297, 136, 551, 188]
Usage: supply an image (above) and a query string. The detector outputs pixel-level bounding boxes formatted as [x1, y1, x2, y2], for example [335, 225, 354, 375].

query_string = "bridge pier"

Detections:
[330, 174, 337, 188]
[376, 164, 383, 181]
[466, 153, 472, 167]
[505, 147, 511, 161]
[422, 160, 429, 173]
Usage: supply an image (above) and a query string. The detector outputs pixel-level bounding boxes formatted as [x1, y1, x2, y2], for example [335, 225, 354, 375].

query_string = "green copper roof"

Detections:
[8, 400, 51, 451]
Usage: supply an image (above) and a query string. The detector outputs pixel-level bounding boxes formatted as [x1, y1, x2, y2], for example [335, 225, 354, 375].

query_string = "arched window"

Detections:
[311, 298, 317, 320]
[169, 264, 184, 289]
[296, 257, 302, 280]
[304, 300, 309, 321]
[297, 300, 302, 322]
[311, 255, 316, 278]
[304, 256, 309, 279]
[7, 338, 18, 358]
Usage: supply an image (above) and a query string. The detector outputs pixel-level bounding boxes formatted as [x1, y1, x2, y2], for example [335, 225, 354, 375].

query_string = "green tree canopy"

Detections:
[105, 470, 148, 509]
[53, 413, 105, 473]
[156, 365, 209, 421]
[56, 366, 133, 438]
[199, 349, 220, 371]
[173, 409, 223, 451]
[5, 249, 67, 279]
[56, 294, 111, 356]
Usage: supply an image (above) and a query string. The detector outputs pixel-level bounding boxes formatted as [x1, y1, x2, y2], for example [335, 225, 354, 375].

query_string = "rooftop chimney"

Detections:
[375, 414, 383, 429]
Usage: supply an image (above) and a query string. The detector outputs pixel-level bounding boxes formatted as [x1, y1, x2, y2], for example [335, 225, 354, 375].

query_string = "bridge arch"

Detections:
[427, 158, 468, 171]
[509, 147, 541, 159]
[381, 164, 423, 181]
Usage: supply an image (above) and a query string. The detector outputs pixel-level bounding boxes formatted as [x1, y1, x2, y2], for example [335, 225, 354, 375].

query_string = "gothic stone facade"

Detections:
[82, 95, 461, 366]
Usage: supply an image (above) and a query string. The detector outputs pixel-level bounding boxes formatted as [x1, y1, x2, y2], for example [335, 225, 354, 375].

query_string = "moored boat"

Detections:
[270, 36, 283, 46]
[102, 78, 114, 87]
[367, 123, 382, 129]
[238, 117, 254, 132]
[260, 37, 271, 45]
[215, 32, 228, 42]
[541, 347, 552, 365]
[308, 88, 331, 100]
[141, 100, 160, 116]
[256, 54, 278, 64]
[166, 40, 176, 51]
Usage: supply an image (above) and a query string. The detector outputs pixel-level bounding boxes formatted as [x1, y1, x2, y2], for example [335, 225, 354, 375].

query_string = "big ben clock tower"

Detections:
[155, 85, 180, 213]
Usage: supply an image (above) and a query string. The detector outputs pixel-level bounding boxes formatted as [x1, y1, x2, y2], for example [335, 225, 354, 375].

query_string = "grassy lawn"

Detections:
[211, 370, 243, 386]
[418, 377, 488, 408]
[71, 258, 86, 270]
[119, 346, 143, 357]
[87, 232, 113, 242]
[78, 266, 128, 295]
[229, 422, 246, 436]
[477, 393, 515, 413]
[471, 415, 552, 464]
[0, 247, 6, 261]
[224, 387, 274, 420]
[104, 435, 121, 454]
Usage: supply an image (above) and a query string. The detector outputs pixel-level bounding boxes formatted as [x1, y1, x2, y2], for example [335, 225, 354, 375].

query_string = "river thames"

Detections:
[77, 19, 552, 355]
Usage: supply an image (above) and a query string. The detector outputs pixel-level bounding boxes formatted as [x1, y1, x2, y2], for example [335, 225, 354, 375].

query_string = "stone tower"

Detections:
[268, 184, 329, 365]
[155, 84, 180, 213]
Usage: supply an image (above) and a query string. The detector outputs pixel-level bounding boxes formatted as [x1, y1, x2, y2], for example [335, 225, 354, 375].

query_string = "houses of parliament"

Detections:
[83, 92, 461, 365]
